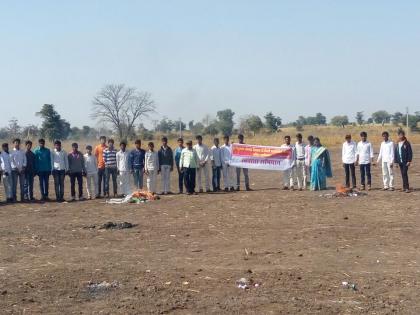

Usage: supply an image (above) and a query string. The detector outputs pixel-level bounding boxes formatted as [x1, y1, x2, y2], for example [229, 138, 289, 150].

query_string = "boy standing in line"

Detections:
[116, 141, 131, 197]
[280, 135, 295, 190]
[84, 145, 98, 199]
[395, 130, 413, 193]
[194, 135, 211, 193]
[130, 140, 145, 190]
[305, 135, 314, 187]
[179, 140, 199, 195]
[221, 135, 235, 192]
[174, 138, 185, 194]
[103, 139, 118, 198]
[342, 135, 357, 189]
[144, 142, 159, 194]
[34, 139, 51, 201]
[51, 140, 68, 202]
[295, 133, 306, 191]
[94, 136, 107, 198]
[68, 143, 85, 201]
[356, 132, 374, 190]
[158, 137, 174, 195]
[236, 134, 251, 191]
[10, 138, 27, 202]
[0, 143, 13, 203]
[377, 131, 395, 191]
[24, 140, 36, 201]
[210, 137, 222, 192]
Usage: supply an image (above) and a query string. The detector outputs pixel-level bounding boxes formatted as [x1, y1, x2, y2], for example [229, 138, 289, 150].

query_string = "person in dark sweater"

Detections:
[395, 130, 413, 193]
[68, 143, 86, 201]
[24, 140, 36, 201]
[158, 137, 174, 194]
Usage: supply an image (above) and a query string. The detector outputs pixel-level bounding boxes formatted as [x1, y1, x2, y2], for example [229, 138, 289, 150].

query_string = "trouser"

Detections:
[86, 173, 98, 198]
[399, 163, 410, 190]
[11, 169, 25, 201]
[295, 159, 307, 189]
[104, 167, 117, 195]
[176, 166, 184, 193]
[24, 172, 35, 200]
[97, 168, 106, 196]
[133, 168, 144, 190]
[118, 171, 131, 196]
[212, 166, 222, 191]
[236, 167, 249, 189]
[359, 163, 372, 186]
[222, 164, 235, 189]
[306, 165, 311, 185]
[344, 163, 356, 188]
[282, 168, 294, 188]
[38, 171, 50, 199]
[184, 168, 196, 193]
[160, 165, 171, 193]
[146, 170, 157, 193]
[197, 163, 211, 190]
[69, 172, 83, 198]
[52, 170, 66, 201]
[2, 174, 13, 200]
[381, 162, 394, 189]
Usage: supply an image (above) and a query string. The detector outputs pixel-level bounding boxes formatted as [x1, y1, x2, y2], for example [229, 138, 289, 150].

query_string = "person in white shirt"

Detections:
[356, 131, 374, 190]
[193, 135, 211, 192]
[210, 137, 222, 192]
[377, 131, 395, 190]
[304, 135, 315, 187]
[116, 141, 131, 196]
[10, 138, 27, 202]
[342, 135, 357, 188]
[84, 145, 98, 199]
[51, 140, 69, 202]
[144, 142, 159, 194]
[220, 135, 235, 192]
[295, 133, 307, 191]
[236, 134, 252, 191]
[280, 135, 295, 190]
[0, 143, 13, 202]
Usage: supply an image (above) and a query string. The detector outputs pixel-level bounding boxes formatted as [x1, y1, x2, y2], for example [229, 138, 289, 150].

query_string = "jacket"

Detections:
[158, 146, 174, 168]
[68, 151, 85, 173]
[34, 146, 52, 173]
[395, 140, 413, 164]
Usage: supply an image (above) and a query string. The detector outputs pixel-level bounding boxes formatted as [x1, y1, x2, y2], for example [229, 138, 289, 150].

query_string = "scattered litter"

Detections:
[1, 290, 7, 295]
[99, 222, 137, 230]
[145, 270, 151, 273]
[236, 278, 249, 289]
[320, 186, 367, 198]
[187, 289, 200, 293]
[182, 281, 189, 285]
[106, 190, 159, 204]
[87, 281, 120, 295]
[165, 281, 171, 285]
[341, 281, 357, 291]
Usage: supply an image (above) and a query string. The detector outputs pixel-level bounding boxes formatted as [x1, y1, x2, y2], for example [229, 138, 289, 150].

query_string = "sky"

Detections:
[0, 0, 420, 128]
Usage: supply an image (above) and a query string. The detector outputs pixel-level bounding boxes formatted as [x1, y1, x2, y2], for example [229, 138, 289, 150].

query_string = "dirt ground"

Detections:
[1, 147, 420, 314]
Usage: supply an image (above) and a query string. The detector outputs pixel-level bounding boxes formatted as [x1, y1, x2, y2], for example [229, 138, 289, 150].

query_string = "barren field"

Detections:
[1, 147, 420, 314]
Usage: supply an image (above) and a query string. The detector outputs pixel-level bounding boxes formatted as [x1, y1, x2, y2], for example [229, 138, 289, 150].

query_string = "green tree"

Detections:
[203, 123, 219, 136]
[264, 112, 282, 132]
[216, 109, 235, 136]
[330, 115, 349, 128]
[355, 112, 364, 125]
[244, 115, 264, 135]
[36, 104, 71, 141]
[391, 112, 403, 126]
[315, 112, 327, 125]
[191, 122, 205, 135]
[371, 110, 391, 125]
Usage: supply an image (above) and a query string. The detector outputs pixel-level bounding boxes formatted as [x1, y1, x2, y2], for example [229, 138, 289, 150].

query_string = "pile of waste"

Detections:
[320, 184, 368, 198]
[106, 190, 159, 204]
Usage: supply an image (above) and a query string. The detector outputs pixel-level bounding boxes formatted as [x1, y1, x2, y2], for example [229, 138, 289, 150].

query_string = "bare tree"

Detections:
[92, 84, 155, 140]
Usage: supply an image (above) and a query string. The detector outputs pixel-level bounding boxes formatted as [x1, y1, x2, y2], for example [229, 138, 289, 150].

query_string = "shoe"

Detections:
[199, 189, 203, 193]
[405, 189, 410, 193]
[235, 187, 240, 191]
[230, 187, 235, 192]
[290, 186, 295, 191]
[246, 187, 253, 191]
[389, 187, 395, 191]
[299, 188, 303, 191]
[224, 188, 229, 192]
[367, 185, 371, 191]
[79, 197, 86, 201]
[70, 197, 76, 202]
[206, 189, 211, 193]
[178, 191, 183, 194]
[360, 185, 365, 191]
[95, 195, 102, 199]
[381, 187, 388, 191]
[193, 192, 198, 195]
[282, 186, 289, 190]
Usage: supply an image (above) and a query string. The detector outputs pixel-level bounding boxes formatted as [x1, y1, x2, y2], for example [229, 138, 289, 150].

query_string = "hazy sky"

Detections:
[1, 1, 419, 128]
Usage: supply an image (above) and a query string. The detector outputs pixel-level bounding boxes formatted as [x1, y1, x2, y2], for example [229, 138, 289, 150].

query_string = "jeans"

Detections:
[236, 167, 249, 189]
[212, 166, 221, 191]
[105, 167, 117, 195]
[97, 168, 106, 196]
[38, 171, 50, 199]
[69, 172, 83, 198]
[399, 163, 410, 190]
[359, 163, 371, 186]
[52, 170, 66, 201]
[133, 168, 144, 190]
[184, 168, 196, 193]
[176, 166, 184, 193]
[344, 163, 357, 188]
[11, 169, 25, 201]
[24, 172, 35, 200]
[160, 165, 171, 193]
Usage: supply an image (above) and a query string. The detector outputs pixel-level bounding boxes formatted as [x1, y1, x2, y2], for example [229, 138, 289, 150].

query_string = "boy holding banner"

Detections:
[236, 134, 251, 191]
[280, 136, 295, 190]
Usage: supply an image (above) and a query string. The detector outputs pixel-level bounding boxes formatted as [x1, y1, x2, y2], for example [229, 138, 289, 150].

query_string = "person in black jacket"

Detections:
[158, 137, 174, 195]
[24, 140, 36, 201]
[395, 130, 413, 193]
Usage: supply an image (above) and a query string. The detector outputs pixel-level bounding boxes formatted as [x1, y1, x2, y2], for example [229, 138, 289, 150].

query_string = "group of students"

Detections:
[0, 129, 414, 203]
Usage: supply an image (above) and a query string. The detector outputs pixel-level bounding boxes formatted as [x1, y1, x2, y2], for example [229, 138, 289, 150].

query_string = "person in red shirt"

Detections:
[94, 136, 107, 198]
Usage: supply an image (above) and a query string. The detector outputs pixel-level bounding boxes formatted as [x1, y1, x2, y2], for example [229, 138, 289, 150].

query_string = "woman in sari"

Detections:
[310, 138, 333, 190]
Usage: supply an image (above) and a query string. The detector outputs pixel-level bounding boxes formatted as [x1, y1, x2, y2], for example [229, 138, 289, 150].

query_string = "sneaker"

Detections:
[224, 188, 229, 192]
[199, 189, 204, 193]
[290, 186, 295, 191]
[389, 187, 395, 191]
[206, 189, 211, 193]
[246, 187, 253, 191]
[230, 187, 235, 192]
[235, 187, 240, 191]
[381, 187, 388, 191]
[360, 185, 365, 190]
[79, 197, 86, 201]
[367, 185, 371, 191]
[405, 189, 410, 193]
[299, 188, 303, 191]
[282, 186, 289, 190]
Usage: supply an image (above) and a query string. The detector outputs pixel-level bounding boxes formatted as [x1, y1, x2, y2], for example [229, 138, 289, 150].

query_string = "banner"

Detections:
[229, 143, 293, 171]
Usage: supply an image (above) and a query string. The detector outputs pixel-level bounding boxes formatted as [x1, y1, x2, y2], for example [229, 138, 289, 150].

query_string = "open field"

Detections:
[1, 146, 420, 314]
